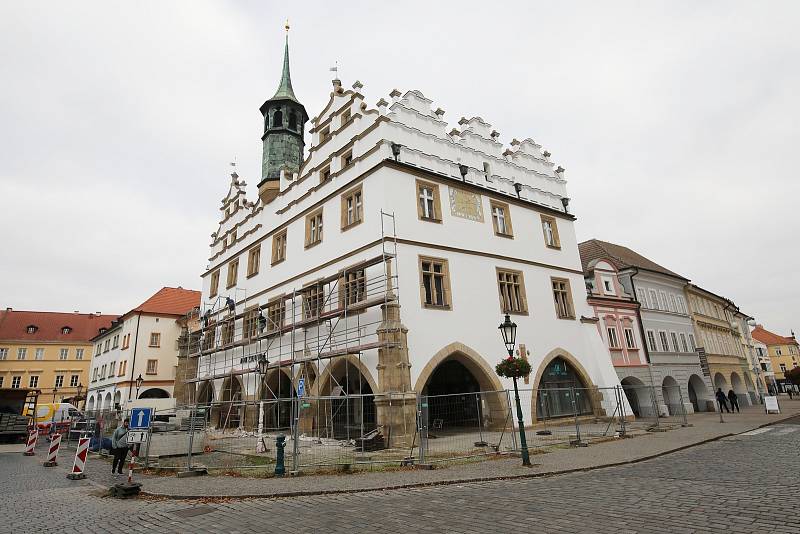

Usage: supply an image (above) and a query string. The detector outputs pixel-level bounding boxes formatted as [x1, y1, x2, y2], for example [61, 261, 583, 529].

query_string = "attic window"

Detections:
[483, 162, 491, 180]
[99, 327, 107, 334]
[341, 109, 351, 125]
[320, 166, 331, 183]
[61, 327, 72, 335]
[26, 325, 38, 334]
[320, 126, 331, 144]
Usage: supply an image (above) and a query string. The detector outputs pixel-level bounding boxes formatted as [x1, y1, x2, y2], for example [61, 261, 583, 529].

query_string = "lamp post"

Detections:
[135, 374, 144, 400]
[76, 383, 84, 410]
[499, 314, 531, 466]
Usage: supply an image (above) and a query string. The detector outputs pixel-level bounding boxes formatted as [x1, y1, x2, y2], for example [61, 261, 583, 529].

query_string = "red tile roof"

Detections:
[125, 287, 200, 318]
[751, 325, 798, 347]
[578, 239, 688, 280]
[0, 310, 117, 343]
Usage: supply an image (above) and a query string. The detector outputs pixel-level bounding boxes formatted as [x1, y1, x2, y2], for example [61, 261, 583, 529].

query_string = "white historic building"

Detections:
[192, 34, 627, 439]
[86, 287, 200, 412]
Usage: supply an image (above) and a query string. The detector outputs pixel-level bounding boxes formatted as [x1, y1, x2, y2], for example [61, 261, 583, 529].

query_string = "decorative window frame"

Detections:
[489, 200, 514, 238]
[416, 179, 442, 223]
[418, 256, 452, 310]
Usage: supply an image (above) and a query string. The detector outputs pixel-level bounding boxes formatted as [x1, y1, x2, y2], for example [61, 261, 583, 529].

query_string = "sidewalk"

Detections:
[50, 400, 800, 499]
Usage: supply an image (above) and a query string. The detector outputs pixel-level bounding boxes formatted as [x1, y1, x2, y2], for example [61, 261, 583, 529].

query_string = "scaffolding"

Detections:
[185, 211, 400, 467]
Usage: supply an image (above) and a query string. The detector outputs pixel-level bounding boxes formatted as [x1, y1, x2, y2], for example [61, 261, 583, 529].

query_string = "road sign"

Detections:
[127, 430, 148, 444]
[298, 378, 305, 398]
[130, 408, 153, 429]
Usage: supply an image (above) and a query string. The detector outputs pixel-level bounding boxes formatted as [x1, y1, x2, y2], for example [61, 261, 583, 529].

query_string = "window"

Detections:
[267, 298, 285, 332]
[341, 186, 363, 229]
[118, 360, 127, 376]
[416, 180, 442, 221]
[670, 332, 680, 352]
[70, 375, 79, 387]
[61, 327, 71, 335]
[11, 376, 21, 389]
[29, 376, 39, 388]
[112, 335, 119, 349]
[92, 368, 98, 382]
[272, 230, 287, 265]
[100, 365, 106, 379]
[490, 200, 513, 237]
[669, 294, 677, 313]
[688, 333, 696, 351]
[342, 269, 367, 307]
[680, 333, 689, 352]
[302, 283, 325, 319]
[780, 363, 787, 373]
[497, 268, 527, 314]
[26, 325, 37, 334]
[104, 340, 110, 352]
[230, 228, 237, 244]
[288, 111, 297, 130]
[243, 306, 259, 340]
[602, 277, 614, 294]
[221, 316, 235, 345]
[226, 258, 239, 288]
[0, 348, 6, 360]
[552, 278, 575, 319]
[648, 289, 659, 310]
[659, 291, 668, 311]
[776, 347, 782, 356]
[319, 126, 330, 144]
[483, 162, 491, 180]
[35, 348, 44, 360]
[247, 245, 261, 277]
[624, 328, 637, 349]
[646, 330, 658, 351]
[109, 361, 116, 376]
[146, 359, 158, 374]
[0, 377, 3, 387]
[305, 209, 324, 248]
[210, 270, 220, 297]
[149, 333, 161, 348]
[320, 165, 331, 183]
[202, 321, 217, 350]
[341, 108, 351, 125]
[60, 348, 68, 360]
[17, 348, 26, 360]
[341, 149, 353, 169]
[607, 327, 620, 349]
[420, 257, 451, 309]
[659, 331, 670, 352]
[677, 296, 687, 314]
[122, 334, 130, 350]
[54, 375, 64, 388]
[540, 214, 561, 248]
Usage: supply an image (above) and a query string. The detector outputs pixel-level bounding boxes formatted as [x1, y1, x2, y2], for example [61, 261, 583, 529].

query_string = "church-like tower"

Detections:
[257, 30, 308, 204]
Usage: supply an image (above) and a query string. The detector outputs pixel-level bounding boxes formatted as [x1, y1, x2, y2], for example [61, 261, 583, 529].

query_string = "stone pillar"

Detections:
[374, 259, 417, 448]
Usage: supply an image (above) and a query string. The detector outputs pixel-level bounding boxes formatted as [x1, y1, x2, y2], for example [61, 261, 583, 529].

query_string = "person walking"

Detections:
[110, 418, 130, 476]
[716, 388, 730, 413]
[727, 389, 740, 413]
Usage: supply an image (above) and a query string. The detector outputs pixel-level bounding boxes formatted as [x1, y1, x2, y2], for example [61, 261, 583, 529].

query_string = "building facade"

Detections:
[86, 287, 200, 412]
[191, 34, 627, 440]
[685, 285, 758, 406]
[752, 338, 777, 394]
[751, 325, 799, 393]
[579, 240, 712, 415]
[0, 309, 115, 405]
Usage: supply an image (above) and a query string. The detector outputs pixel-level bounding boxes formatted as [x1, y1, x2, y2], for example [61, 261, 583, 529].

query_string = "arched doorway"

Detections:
[423, 359, 483, 428]
[104, 392, 112, 411]
[319, 358, 377, 439]
[536, 357, 593, 419]
[713, 372, 729, 393]
[139, 388, 170, 399]
[114, 391, 121, 410]
[688, 374, 709, 412]
[661, 376, 681, 415]
[196, 381, 214, 424]
[87, 396, 95, 412]
[260, 368, 294, 431]
[730, 372, 748, 406]
[218, 376, 243, 429]
[620, 376, 650, 417]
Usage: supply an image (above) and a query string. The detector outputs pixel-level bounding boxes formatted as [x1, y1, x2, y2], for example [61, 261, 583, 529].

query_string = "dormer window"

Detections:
[26, 325, 38, 334]
[99, 327, 107, 334]
[61, 326, 72, 335]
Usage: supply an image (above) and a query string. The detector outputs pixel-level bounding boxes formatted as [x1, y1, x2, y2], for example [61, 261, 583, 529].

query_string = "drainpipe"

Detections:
[628, 268, 659, 414]
[127, 314, 142, 403]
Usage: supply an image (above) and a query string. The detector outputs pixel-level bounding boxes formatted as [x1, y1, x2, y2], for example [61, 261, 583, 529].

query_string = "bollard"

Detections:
[24, 430, 38, 456]
[275, 434, 286, 477]
[67, 436, 90, 480]
[43, 433, 62, 467]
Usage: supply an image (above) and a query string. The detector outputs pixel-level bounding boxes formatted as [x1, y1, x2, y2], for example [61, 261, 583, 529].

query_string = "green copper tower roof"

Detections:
[270, 35, 299, 104]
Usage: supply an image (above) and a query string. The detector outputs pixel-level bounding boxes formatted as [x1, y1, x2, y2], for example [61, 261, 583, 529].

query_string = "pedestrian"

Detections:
[110, 418, 130, 476]
[727, 389, 740, 413]
[715, 388, 730, 413]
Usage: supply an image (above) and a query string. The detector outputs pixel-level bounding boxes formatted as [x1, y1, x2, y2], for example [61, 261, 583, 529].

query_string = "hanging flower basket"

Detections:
[495, 356, 531, 379]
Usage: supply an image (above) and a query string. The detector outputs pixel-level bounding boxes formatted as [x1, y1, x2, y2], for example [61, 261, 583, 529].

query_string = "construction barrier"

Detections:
[43, 433, 61, 467]
[23, 431, 37, 456]
[66, 437, 90, 480]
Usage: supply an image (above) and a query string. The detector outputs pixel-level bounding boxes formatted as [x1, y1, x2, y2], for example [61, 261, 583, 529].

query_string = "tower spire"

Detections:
[272, 21, 298, 103]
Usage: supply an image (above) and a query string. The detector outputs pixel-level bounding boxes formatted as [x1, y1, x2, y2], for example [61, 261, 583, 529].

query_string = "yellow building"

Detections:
[685, 285, 758, 406]
[751, 324, 800, 393]
[0, 309, 116, 404]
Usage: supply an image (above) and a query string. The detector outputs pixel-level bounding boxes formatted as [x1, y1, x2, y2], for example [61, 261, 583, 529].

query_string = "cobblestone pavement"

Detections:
[1, 418, 799, 533]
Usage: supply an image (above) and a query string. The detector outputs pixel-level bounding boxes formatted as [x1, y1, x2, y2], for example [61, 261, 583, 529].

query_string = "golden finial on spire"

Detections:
[285, 19, 290, 33]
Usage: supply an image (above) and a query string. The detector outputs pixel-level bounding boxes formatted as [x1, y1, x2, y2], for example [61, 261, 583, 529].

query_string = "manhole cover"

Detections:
[171, 505, 216, 518]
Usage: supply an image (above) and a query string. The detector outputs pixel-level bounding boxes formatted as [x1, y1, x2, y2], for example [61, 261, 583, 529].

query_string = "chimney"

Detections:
[5, 307, 11, 311]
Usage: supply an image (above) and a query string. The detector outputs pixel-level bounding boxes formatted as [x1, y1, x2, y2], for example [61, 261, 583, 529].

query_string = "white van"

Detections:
[26, 403, 83, 432]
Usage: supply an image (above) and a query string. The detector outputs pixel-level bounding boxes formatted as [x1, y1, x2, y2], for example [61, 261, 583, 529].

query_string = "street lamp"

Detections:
[52, 386, 58, 403]
[498, 314, 531, 466]
[76, 383, 83, 410]
[257, 352, 269, 377]
[135, 374, 144, 400]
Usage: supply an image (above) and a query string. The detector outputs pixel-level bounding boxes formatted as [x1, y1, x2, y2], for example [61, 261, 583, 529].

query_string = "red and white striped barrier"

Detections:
[66, 437, 90, 480]
[43, 433, 61, 467]
[127, 448, 137, 484]
[23, 431, 38, 456]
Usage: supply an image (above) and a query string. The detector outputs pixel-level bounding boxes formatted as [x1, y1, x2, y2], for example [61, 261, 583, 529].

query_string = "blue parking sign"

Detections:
[298, 378, 305, 398]
[130, 407, 153, 429]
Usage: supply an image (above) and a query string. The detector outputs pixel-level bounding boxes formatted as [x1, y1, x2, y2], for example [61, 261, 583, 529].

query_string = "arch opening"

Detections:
[217, 376, 243, 429]
[620, 376, 651, 417]
[260, 369, 294, 431]
[536, 357, 592, 419]
[422, 358, 484, 429]
[272, 109, 283, 128]
[104, 392, 112, 411]
[87, 396, 95, 412]
[139, 388, 170, 399]
[688, 374, 709, 412]
[319, 359, 376, 439]
[661, 375, 681, 415]
[288, 111, 297, 130]
[713, 372, 729, 392]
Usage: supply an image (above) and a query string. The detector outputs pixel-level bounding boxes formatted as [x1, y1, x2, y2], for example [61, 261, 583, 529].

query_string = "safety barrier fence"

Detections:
[61, 384, 728, 476]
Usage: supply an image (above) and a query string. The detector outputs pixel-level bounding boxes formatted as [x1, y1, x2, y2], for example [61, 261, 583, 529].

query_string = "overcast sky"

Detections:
[1, 1, 798, 335]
